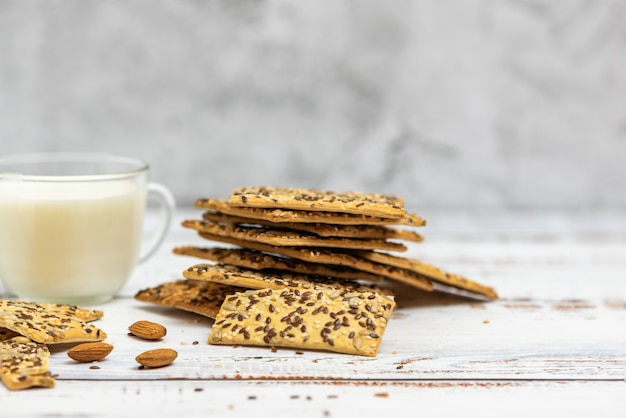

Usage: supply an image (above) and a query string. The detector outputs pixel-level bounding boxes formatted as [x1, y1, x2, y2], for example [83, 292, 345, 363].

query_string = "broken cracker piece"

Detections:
[0, 300, 107, 344]
[0, 337, 55, 390]
[134, 279, 245, 319]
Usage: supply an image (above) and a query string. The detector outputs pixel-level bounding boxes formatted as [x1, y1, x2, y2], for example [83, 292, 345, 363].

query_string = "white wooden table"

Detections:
[2, 208, 625, 417]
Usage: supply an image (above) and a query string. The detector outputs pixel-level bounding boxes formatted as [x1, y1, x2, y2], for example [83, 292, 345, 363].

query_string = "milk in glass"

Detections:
[0, 180, 146, 303]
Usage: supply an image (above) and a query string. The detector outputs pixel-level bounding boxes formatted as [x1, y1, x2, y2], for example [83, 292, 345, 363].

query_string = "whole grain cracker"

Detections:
[1, 336, 55, 390]
[183, 264, 395, 297]
[201, 211, 424, 242]
[38, 303, 104, 323]
[195, 198, 426, 227]
[134, 279, 245, 319]
[196, 232, 434, 292]
[209, 287, 395, 356]
[0, 328, 21, 341]
[355, 251, 499, 299]
[0, 300, 107, 344]
[182, 219, 407, 252]
[173, 246, 384, 282]
[229, 186, 406, 219]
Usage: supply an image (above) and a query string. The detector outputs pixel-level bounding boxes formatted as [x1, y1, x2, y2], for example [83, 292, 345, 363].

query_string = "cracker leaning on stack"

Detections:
[136, 186, 498, 357]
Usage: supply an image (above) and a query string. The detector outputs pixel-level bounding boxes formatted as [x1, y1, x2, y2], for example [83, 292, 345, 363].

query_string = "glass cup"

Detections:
[0, 152, 175, 305]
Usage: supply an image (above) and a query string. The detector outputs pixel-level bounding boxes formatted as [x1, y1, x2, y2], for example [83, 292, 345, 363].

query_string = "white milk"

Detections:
[0, 180, 146, 303]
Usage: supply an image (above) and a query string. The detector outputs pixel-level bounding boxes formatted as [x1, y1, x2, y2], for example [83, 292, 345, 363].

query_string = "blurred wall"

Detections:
[0, 0, 624, 210]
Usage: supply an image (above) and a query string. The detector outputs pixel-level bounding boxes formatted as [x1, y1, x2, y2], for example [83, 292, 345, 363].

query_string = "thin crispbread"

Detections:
[173, 246, 384, 282]
[195, 198, 426, 227]
[201, 211, 424, 242]
[134, 279, 245, 319]
[0, 300, 107, 344]
[0, 328, 21, 341]
[182, 219, 407, 252]
[209, 287, 395, 356]
[355, 251, 499, 300]
[196, 231, 434, 292]
[228, 186, 406, 218]
[39, 303, 103, 323]
[183, 264, 395, 297]
[1, 336, 55, 390]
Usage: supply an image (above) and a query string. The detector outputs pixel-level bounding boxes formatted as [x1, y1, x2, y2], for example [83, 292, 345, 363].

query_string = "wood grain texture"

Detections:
[1, 209, 623, 416]
[3, 380, 624, 418]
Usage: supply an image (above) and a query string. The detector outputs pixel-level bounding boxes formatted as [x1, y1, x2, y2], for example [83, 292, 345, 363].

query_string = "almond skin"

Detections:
[128, 320, 167, 340]
[67, 342, 114, 363]
[135, 348, 178, 368]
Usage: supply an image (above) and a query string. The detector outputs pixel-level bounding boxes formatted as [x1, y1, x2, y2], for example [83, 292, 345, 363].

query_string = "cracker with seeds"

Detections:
[355, 251, 499, 300]
[173, 246, 384, 282]
[38, 303, 104, 323]
[1, 336, 55, 390]
[0, 300, 107, 344]
[229, 186, 406, 219]
[209, 287, 395, 356]
[196, 198, 426, 227]
[134, 279, 245, 319]
[196, 232, 434, 292]
[0, 328, 21, 341]
[201, 211, 424, 242]
[183, 264, 395, 297]
[182, 219, 408, 252]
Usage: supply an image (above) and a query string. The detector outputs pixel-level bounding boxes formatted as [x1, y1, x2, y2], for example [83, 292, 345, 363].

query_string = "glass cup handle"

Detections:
[139, 182, 176, 264]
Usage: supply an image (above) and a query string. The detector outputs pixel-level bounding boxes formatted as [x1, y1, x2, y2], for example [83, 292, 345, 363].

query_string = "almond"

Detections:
[128, 320, 167, 340]
[135, 348, 178, 368]
[67, 342, 114, 363]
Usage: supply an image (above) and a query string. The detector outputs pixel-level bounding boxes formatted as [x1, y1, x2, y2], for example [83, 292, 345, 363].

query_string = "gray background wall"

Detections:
[1, 0, 624, 210]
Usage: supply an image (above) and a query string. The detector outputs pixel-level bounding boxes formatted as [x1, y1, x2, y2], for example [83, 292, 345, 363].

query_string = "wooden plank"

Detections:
[2, 380, 624, 418]
[1, 209, 620, 382]
[45, 290, 624, 381]
[1, 208, 624, 415]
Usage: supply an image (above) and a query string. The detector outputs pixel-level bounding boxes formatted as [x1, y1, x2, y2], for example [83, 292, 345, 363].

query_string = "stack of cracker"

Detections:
[0, 300, 106, 390]
[136, 186, 497, 357]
